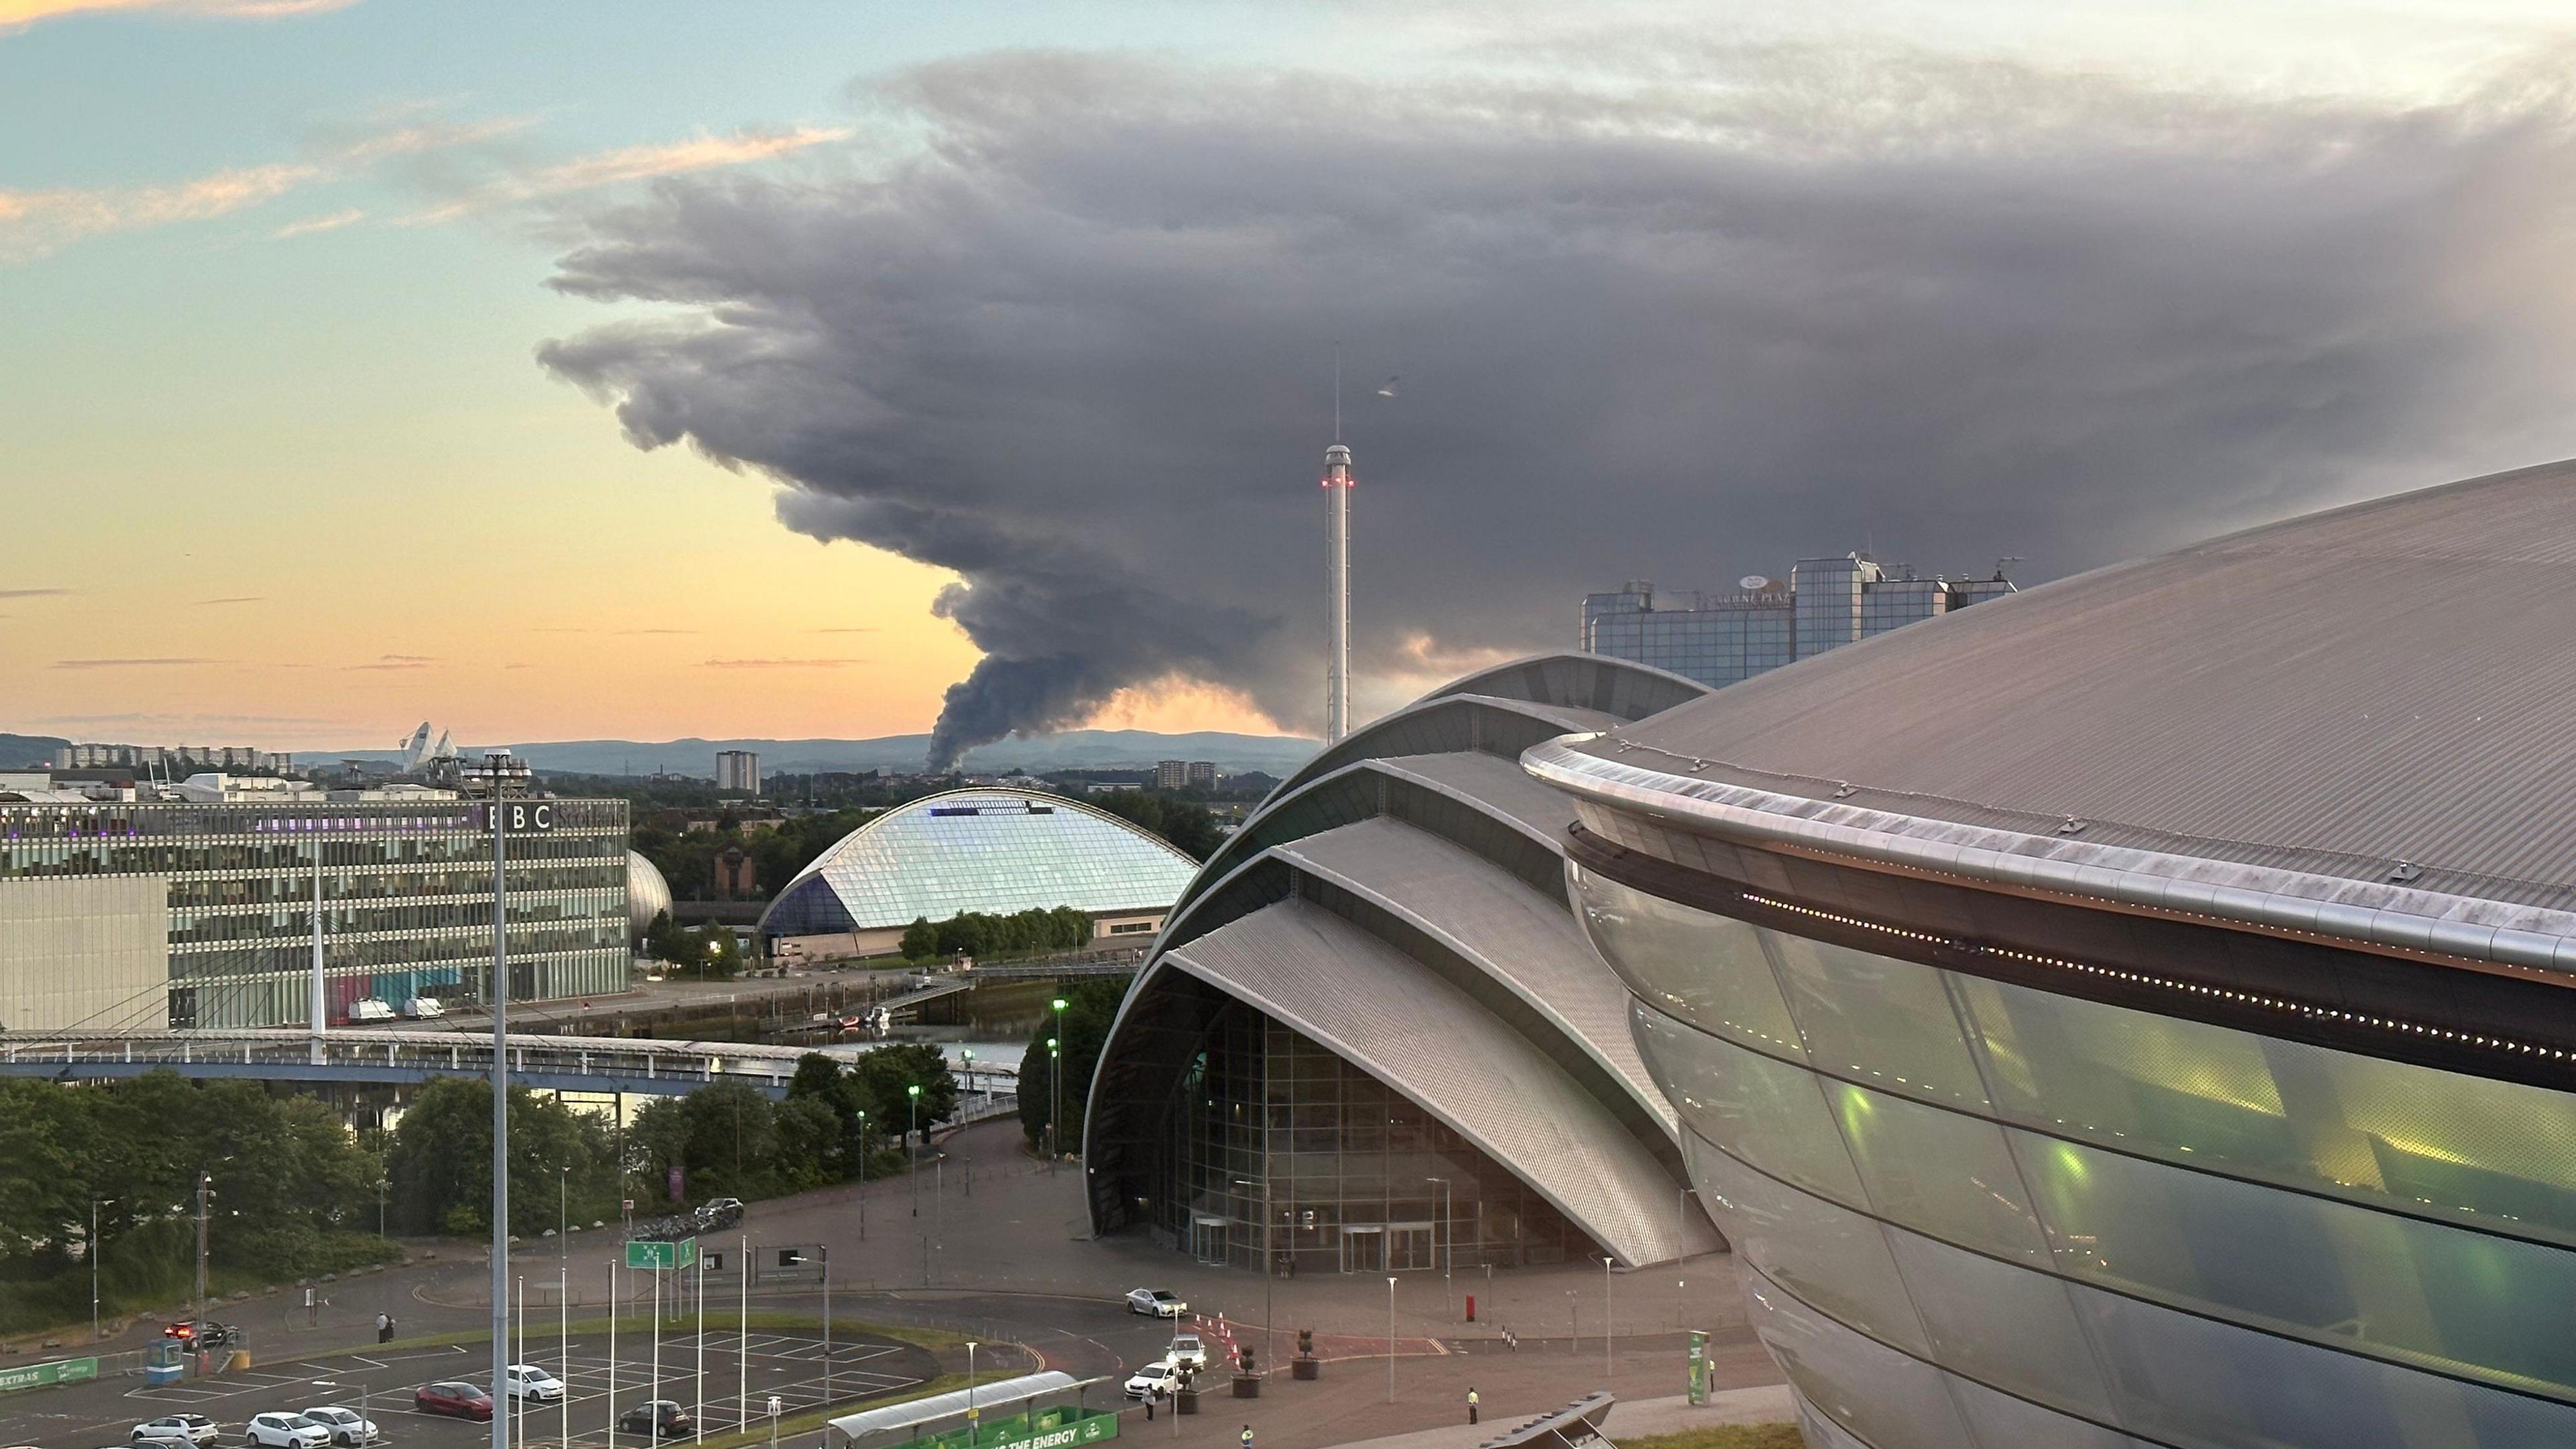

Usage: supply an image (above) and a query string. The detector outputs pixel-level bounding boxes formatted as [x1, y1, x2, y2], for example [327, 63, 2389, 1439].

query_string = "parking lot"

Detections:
[0, 1331, 938, 1449]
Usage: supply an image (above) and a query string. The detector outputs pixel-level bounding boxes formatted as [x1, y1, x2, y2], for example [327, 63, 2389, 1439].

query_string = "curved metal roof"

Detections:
[1572, 460, 2576, 910]
[1269, 816, 1674, 1134]
[1161, 897, 1719, 1267]
[758, 788, 1197, 934]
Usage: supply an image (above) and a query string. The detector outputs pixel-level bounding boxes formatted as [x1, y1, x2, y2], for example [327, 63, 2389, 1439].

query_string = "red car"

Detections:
[415, 1383, 494, 1421]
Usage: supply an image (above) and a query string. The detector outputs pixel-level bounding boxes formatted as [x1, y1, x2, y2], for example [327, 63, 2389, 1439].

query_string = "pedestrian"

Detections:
[1467, 1387, 1480, 1425]
[376, 1312, 392, 1345]
[1240, 1426, 1254, 1449]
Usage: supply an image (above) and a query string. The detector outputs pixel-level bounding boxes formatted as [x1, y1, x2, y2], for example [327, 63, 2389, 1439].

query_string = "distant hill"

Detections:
[0, 733, 69, 769]
[317, 729, 1320, 780]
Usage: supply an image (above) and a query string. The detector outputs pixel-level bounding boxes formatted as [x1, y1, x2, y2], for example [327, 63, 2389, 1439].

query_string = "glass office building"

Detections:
[1086, 653, 1724, 1271]
[0, 796, 631, 1032]
[1531, 460, 2576, 1448]
[758, 789, 1201, 962]
[1582, 554, 2012, 690]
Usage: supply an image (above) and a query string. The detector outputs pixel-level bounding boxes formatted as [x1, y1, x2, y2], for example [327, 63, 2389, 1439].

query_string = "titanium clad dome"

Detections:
[758, 788, 1199, 947]
[626, 849, 672, 944]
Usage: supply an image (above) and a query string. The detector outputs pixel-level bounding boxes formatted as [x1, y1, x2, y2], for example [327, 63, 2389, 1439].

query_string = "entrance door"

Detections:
[1341, 1224, 1385, 1273]
[1388, 1222, 1436, 1271]
[1191, 1216, 1229, 1266]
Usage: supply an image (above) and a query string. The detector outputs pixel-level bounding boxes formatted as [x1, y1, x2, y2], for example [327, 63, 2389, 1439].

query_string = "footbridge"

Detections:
[0, 1030, 1020, 1106]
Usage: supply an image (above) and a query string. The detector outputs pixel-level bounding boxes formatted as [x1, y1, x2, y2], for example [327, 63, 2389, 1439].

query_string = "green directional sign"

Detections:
[0, 1355, 99, 1395]
[1686, 1328, 1709, 1405]
[626, 1238, 697, 1270]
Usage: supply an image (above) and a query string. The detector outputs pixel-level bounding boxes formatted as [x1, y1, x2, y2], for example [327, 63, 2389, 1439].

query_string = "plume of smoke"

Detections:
[539, 46, 2576, 768]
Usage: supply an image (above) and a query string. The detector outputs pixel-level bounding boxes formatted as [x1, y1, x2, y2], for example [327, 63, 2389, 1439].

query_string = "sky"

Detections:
[5, 1, 2575, 758]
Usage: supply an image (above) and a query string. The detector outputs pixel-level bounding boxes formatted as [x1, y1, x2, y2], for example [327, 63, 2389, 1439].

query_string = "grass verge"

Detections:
[1617, 1428, 1804, 1449]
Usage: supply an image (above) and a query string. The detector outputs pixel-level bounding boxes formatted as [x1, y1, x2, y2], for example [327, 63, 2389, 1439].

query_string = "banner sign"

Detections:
[0, 1356, 99, 1395]
[894, 1407, 1118, 1449]
[627, 1237, 697, 1271]
[1686, 1329, 1709, 1405]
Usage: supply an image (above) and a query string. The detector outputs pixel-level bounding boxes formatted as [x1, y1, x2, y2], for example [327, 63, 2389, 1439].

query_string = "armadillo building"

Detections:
[1529, 461, 2576, 1448]
[1084, 654, 1727, 1272]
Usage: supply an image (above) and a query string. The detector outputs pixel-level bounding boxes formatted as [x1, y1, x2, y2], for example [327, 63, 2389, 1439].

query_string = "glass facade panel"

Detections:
[1158, 1001, 1600, 1272]
[1593, 879, 2576, 1439]
[2019, 1130, 2576, 1399]
[794, 790, 1199, 932]
[1573, 867, 1805, 1053]
[1767, 928, 1988, 1110]
[1741, 1263, 1977, 1449]
[1683, 1129, 1929, 1356]
[1632, 999, 1865, 1205]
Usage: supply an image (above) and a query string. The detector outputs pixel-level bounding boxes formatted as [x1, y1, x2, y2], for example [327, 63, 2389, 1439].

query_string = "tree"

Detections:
[386, 1078, 617, 1236]
[1090, 790, 1225, 860]
[900, 916, 938, 960]
[1016, 977, 1131, 1155]
[847, 1043, 957, 1149]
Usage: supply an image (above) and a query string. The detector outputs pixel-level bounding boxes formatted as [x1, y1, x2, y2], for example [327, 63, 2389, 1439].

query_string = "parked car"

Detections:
[1122, 1359, 1181, 1401]
[243, 1415, 328, 1449]
[345, 998, 396, 1024]
[398, 996, 446, 1019]
[130, 1416, 218, 1446]
[1124, 1288, 1185, 1318]
[617, 1401, 692, 1440]
[503, 1365, 565, 1402]
[690, 1197, 745, 1231]
[1165, 1332, 1208, 1371]
[415, 1383, 494, 1421]
[296, 1409, 376, 1447]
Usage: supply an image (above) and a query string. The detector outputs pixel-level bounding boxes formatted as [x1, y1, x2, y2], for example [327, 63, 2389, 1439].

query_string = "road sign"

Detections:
[626, 1238, 698, 1270]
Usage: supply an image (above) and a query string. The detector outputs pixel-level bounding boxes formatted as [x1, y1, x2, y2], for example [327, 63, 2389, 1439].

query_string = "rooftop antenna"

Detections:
[1333, 341, 1342, 443]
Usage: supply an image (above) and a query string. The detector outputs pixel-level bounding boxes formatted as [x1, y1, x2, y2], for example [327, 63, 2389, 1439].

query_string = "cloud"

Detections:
[810, 627, 878, 634]
[614, 627, 696, 635]
[0, 115, 515, 263]
[341, 653, 435, 669]
[53, 657, 217, 669]
[0, 587, 70, 598]
[698, 657, 870, 669]
[196, 594, 266, 604]
[0, 0, 357, 33]
[541, 46, 2576, 767]
[400, 125, 852, 223]
[272, 207, 364, 239]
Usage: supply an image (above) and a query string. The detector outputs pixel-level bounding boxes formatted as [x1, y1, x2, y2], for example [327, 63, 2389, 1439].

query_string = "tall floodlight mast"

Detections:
[1323, 357, 1354, 744]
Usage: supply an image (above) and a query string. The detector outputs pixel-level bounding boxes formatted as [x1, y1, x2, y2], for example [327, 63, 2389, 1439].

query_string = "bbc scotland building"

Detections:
[1532, 461, 2576, 1448]
[0, 792, 632, 1032]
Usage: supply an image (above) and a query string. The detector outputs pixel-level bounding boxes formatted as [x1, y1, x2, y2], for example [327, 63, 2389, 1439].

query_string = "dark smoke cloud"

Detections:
[539, 46, 2576, 767]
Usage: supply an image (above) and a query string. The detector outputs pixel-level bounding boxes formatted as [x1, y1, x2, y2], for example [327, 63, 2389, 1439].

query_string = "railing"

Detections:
[0, 1030, 811, 1091]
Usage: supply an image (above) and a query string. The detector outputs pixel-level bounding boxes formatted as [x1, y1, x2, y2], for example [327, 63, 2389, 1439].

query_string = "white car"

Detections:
[244, 1415, 329, 1449]
[297, 1408, 377, 1447]
[1125, 1288, 1185, 1318]
[504, 1364, 566, 1401]
[345, 998, 396, 1024]
[131, 1415, 218, 1445]
[1122, 1358, 1181, 1400]
[399, 996, 445, 1019]
[1166, 1332, 1208, 1371]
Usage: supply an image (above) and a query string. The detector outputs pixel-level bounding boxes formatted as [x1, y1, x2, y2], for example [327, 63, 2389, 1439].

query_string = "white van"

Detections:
[345, 998, 396, 1024]
[399, 996, 446, 1020]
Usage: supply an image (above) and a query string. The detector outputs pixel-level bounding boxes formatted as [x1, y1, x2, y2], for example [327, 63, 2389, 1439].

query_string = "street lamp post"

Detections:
[965, 1342, 977, 1437]
[313, 1377, 371, 1446]
[854, 1110, 867, 1242]
[1232, 1177, 1273, 1379]
[906, 1085, 922, 1218]
[1424, 1177, 1451, 1318]
[89, 1196, 114, 1344]
[1601, 1256, 1615, 1383]
[1048, 996, 1067, 1173]
[1385, 1277, 1397, 1403]
[558, 1167, 570, 1449]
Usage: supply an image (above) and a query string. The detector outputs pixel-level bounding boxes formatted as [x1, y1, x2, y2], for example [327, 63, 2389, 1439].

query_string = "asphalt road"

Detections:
[0, 1331, 936, 1449]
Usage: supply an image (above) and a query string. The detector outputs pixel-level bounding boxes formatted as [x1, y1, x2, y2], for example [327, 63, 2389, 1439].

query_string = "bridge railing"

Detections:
[0, 1031, 804, 1091]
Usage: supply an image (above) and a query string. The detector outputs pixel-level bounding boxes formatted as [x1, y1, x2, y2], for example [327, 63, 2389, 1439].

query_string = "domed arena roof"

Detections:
[1532, 459, 2576, 968]
[627, 849, 672, 944]
[758, 788, 1199, 942]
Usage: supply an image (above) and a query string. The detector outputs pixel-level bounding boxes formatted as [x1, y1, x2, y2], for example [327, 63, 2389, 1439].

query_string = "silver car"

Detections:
[296, 1409, 377, 1447]
[131, 1417, 218, 1446]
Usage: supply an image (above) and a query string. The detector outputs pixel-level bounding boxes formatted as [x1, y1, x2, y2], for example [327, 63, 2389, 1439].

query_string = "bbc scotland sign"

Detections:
[477, 801, 557, 833]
